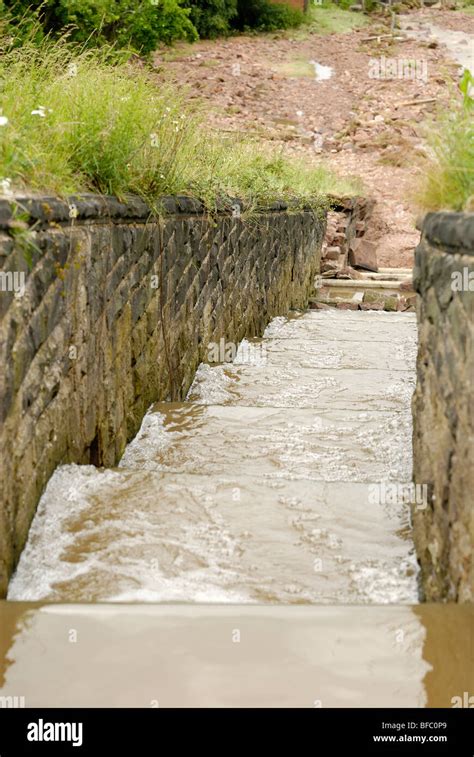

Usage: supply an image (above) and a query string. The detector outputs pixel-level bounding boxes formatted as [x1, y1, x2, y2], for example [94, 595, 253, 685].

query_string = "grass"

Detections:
[417, 73, 474, 213]
[274, 57, 316, 78]
[0, 32, 358, 213]
[291, 2, 368, 38]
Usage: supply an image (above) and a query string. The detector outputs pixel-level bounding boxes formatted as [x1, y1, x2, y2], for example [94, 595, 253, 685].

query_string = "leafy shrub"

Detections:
[2, 0, 307, 47]
[235, 0, 305, 32]
[2, 0, 198, 52]
[183, 0, 238, 38]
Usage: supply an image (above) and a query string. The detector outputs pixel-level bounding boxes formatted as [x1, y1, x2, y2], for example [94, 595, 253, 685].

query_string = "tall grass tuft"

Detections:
[0, 30, 358, 211]
[418, 71, 474, 213]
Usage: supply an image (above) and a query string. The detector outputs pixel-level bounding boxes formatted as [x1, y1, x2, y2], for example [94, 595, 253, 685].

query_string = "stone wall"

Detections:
[0, 194, 325, 597]
[412, 211, 474, 602]
[321, 196, 376, 275]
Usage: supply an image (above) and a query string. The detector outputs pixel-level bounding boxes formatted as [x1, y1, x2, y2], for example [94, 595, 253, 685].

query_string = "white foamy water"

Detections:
[8, 310, 419, 604]
[311, 60, 333, 81]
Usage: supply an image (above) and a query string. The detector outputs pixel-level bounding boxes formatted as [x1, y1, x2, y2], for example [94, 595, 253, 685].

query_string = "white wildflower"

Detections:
[68, 203, 78, 219]
[0, 115, 8, 127]
[0, 178, 12, 195]
[31, 106, 47, 118]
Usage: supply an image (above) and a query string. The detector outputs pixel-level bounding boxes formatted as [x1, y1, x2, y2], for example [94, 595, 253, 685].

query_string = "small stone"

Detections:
[321, 261, 339, 274]
[360, 302, 384, 311]
[404, 294, 417, 310]
[336, 302, 359, 310]
[334, 266, 363, 280]
[325, 246, 341, 261]
[348, 240, 378, 272]
[383, 296, 398, 312]
[363, 290, 382, 304]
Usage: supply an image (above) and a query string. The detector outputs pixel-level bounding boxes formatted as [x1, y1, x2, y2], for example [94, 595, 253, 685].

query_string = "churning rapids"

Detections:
[8, 309, 420, 604]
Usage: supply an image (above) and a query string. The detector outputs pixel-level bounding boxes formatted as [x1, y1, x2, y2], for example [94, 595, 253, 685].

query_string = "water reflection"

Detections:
[0, 602, 471, 708]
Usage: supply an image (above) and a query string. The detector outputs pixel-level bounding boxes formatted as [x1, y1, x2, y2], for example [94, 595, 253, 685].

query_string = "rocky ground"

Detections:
[154, 6, 474, 269]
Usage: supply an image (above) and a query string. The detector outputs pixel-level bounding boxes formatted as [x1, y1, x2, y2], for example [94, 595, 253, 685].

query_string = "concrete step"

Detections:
[6, 467, 417, 604]
[256, 335, 416, 369]
[188, 364, 415, 411]
[311, 288, 416, 312]
[266, 310, 417, 341]
[119, 402, 412, 484]
[357, 272, 412, 282]
[313, 271, 415, 311]
[202, 332, 417, 372]
[378, 267, 413, 275]
[320, 279, 413, 290]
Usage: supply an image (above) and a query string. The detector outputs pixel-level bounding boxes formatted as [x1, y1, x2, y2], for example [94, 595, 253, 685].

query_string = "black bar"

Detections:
[0, 708, 471, 755]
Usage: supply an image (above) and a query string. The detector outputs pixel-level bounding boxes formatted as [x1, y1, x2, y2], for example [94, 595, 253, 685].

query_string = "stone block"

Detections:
[412, 211, 474, 602]
[348, 239, 378, 272]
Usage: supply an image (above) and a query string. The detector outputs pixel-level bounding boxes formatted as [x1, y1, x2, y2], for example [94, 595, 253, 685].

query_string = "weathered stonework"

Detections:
[412, 211, 474, 602]
[0, 193, 325, 597]
[321, 196, 376, 274]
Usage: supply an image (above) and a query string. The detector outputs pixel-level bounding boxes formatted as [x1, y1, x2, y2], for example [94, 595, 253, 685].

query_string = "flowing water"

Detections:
[8, 310, 419, 605]
[399, 15, 474, 77]
[0, 602, 472, 707]
[2, 308, 473, 707]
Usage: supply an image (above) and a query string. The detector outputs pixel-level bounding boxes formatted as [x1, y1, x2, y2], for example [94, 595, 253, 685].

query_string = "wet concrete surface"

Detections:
[0, 602, 471, 708]
[8, 311, 418, 604]
[2, 310, 472, 709]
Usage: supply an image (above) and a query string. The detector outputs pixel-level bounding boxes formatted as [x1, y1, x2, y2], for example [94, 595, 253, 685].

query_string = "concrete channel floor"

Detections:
[0, 602, 472, 708]
[8, 310, 418, 605]
[2, 309, 472, 706]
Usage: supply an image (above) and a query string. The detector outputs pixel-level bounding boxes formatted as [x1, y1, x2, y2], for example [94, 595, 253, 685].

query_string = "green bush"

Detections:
[2, 0, 307, 47]
[183, 0, 304, 38]
[235, 0, 305, 32]
[2, 0, 198, 52]
[183, 0, 238, 38]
